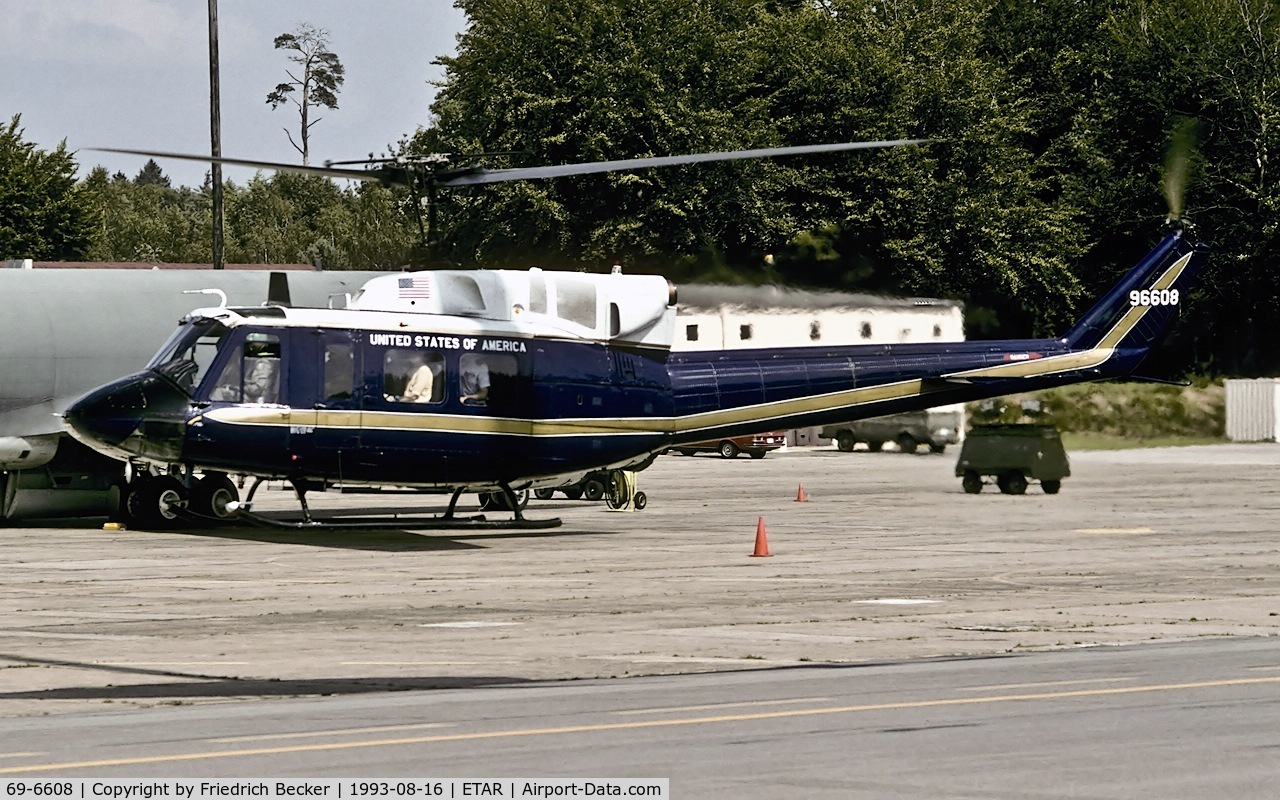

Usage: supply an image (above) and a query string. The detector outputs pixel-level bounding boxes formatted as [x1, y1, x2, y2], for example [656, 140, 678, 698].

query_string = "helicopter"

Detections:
[63, 141, 1209, 529]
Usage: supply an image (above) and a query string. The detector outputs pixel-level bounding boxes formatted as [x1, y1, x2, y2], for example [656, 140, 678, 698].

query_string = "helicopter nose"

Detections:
[64, 370, 191, 457]
[64, 375, 148, 449]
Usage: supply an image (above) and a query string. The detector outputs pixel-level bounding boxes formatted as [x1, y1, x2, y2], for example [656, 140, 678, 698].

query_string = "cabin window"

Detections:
[685, 324, 699, 342]
[209, 333, 281, 404]
[933, 324, 943, 338]
[609, 303, 621, 337]
[810, 320, 821, 341]
[382, 349, 444, 403]
[860, 322, 872, 339]
[556, 278, 597, 329]
[458, 353, 517, 407]
[739, 323, 753, 341]
[323, 342, 355, 402]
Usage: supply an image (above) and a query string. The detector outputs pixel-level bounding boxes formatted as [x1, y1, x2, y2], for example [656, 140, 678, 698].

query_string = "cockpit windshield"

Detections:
[146, 318, 233, 395]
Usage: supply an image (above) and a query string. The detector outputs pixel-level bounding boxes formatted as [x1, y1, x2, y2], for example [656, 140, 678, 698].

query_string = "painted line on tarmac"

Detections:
[613, 697, 834, 715]
[1075, 527, 1156, 534]
[4, 675, 1280, 774]
[957, 677, 1134, 692]
[212, 723, 452, 743]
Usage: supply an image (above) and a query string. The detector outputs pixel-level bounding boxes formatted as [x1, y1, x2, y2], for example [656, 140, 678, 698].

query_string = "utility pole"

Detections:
[208, 0, 224, 269]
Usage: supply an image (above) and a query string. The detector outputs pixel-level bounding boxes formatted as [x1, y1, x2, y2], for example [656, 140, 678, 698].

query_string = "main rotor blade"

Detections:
[436, 139, 928, 186]
[93, 148, 389, 183]
[96, 138, 928, 188]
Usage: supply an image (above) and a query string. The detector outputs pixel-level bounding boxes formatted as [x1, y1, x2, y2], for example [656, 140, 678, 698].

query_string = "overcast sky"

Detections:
[1, 0, 468, 188]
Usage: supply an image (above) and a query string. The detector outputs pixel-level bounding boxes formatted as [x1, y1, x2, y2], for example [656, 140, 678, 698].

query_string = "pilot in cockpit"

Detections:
[243, 357, 279, 403]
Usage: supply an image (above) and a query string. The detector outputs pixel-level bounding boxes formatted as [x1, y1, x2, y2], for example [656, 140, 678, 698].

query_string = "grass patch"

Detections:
[969, 380, 1225, 443]
[1059, 432, 1227, 450]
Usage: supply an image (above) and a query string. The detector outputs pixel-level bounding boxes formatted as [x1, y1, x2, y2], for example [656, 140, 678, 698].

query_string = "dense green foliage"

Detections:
[6, 0, 1279, 374]
[0, 115, 93, 260]
[970, 381, 1226, 440]
[77, 166, 415, 269]
[418, 0, 1280, 369]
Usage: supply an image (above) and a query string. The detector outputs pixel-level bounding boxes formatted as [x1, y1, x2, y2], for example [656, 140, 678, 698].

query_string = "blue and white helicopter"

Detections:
[65, 142, 1208, 528]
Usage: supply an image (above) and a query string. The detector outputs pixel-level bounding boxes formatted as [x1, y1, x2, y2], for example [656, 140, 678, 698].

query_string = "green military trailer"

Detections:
[955, 424, 1070, 495]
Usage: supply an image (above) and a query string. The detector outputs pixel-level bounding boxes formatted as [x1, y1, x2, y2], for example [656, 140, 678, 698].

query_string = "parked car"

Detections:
[668, 431, 787, 459]
[822, 409, 962, 454]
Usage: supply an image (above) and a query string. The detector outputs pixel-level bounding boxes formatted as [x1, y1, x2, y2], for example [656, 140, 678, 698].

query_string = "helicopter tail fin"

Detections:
[1061, 227, 1207, 354]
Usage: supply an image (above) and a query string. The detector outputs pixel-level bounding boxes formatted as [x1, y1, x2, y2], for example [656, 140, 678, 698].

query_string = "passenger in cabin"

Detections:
[243, 358, 279, 404]
[459, 354, 490, 405]
[402, 351, 435, 403]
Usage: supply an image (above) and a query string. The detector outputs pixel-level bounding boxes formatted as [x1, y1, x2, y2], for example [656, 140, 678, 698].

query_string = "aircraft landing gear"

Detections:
[189, 473, 240, 521]
[478, 487, 530, 513]
[120, 474, 187, 529]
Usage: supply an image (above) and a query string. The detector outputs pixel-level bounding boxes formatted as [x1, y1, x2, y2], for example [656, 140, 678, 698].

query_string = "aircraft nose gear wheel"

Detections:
[190, 474, 240, 521]
[123, 475, 188, 529]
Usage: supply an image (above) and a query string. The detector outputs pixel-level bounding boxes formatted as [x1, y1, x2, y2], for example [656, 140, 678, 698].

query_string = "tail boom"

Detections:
[665, 228, 1208, 442]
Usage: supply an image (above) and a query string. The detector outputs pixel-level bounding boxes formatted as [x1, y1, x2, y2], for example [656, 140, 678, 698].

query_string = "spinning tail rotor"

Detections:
[1162, 116, 1199, 228]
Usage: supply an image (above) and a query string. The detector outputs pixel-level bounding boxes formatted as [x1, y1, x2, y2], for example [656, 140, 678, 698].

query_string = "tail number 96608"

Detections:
[1130, 288, 1179, 307]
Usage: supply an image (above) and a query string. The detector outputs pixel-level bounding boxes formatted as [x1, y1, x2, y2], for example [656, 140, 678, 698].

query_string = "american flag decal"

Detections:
[398, 275, 432, 298]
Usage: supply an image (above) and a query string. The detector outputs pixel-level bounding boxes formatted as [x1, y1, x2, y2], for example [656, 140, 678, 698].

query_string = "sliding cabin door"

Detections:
[285, 329, 363, 481]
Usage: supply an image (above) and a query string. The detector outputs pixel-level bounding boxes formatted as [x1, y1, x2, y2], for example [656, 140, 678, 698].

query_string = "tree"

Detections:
[0, 114, 93, 260]
[265, 23, 346, 165]
[421, 0, 1084, 334]
[81, 166, 211, 262]
[133, 158, 172, 187]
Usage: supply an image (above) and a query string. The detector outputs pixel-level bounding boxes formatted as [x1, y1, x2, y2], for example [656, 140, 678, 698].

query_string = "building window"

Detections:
[810, 320, 821, 341]
[685, 324, 699, 342]
[739, 323, 753, 341]
[860, 322, 872, 339]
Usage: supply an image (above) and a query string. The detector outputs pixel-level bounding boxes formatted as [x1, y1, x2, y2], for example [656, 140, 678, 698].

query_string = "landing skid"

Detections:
[232, 510, 562, 531]
[228, 479, 562, 531]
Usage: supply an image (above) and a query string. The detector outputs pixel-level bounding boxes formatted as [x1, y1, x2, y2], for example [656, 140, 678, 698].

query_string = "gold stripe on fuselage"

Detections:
[201, 377, 944, 439]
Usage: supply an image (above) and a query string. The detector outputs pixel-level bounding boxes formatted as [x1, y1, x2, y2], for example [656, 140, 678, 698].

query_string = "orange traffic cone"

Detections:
[750, 517, 773, 557]
[795, 483, 810, 502]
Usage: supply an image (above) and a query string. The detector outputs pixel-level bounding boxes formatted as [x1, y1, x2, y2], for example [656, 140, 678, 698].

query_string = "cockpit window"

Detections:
[209, 333, 282, 404]
[147, 318, 232, 395]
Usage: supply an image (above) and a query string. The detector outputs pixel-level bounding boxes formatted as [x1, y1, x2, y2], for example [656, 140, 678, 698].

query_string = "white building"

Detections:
[673, 283, 966, 446]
